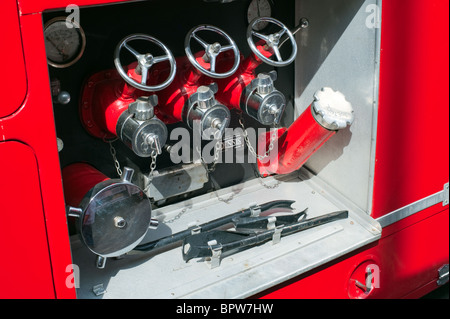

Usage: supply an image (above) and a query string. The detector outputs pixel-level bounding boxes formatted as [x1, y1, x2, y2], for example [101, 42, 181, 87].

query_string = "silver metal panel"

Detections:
[294, 0, 381, 213]
[144, 163, 209, 202]
[72, 170, 381, 299]
[377, 183, 450, 228]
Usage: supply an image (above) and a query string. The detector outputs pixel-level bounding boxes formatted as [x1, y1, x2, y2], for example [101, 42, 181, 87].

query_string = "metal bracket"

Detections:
[249, 204, 262, 217]
[266, 216, 277, 230]
[96, 255, 107, 269]
[92, 284, 106, 296]
[438, 264, 449, 286]
[190, 226, 202, 236]
[377, 182, 450, 228]
[272, 226, 283, 245]
[67, 206, 83, 219]
[206, 240, 222, 269]
[443, 183, 449, 207]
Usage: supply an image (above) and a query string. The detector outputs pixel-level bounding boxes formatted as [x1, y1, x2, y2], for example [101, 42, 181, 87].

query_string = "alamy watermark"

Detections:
[169, 121, 279, 167]
[65, 264, 80, 289]
[365, 4, 381, 29]
[64, 4, 381, 30]
[367, 264, 381, 290]
[65, 4, 80, 28]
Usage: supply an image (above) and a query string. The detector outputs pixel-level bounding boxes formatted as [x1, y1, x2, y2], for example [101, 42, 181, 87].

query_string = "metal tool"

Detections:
[134, 200, 296, 253]
[232, 209, 308, 233]
[182, 210, 349, 264]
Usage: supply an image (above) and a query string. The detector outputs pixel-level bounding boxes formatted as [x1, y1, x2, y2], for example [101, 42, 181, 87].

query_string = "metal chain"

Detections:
[237, 114, 282, 190]
[210, 175, 236, 204]
[163, 207, 188, 224]
[197, 133, 237, 203]
[149, 150, 158, 181]
[108, 140, 123, 177]
[196, 135, 223, 174]
[144, 149, 159, 193]
[239, 113, 279, 161]
[253, 163, 281, 189]
[206, 139, 223, 173]
[215, 191, 235, 204]
[191, 137, 234, 204]
[259, 179, 281, 189]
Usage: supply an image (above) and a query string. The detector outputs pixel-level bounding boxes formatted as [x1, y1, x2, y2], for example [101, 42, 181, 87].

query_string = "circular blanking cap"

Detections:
[201, 104, 231, 138]
[312, 87, 354, 131]
[79, 180, 152, 258]
[132, 118, 168, 157]
[258, 91, 286, 126]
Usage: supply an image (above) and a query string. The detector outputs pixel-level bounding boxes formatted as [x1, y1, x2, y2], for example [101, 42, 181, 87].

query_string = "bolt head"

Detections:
[114, 216, 127, 229]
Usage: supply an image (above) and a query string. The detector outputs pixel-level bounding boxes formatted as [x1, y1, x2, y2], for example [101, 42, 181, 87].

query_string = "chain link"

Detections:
[108, 140, 123, 177]
[253, 164, 281, 189]
[196, 136, 223, 174]
[207, 139, 223, 173]
[210, 175, 236, 204]
[239, 113, 279, 161]
[149, 150, 158, 180]
[196, 133, 238, 203]
[108, 136, 160, 192]
[163, 207, 188, 224]
[215, 191, 235, 204]
[144, 148, 159, 193]
[238, 113, 282, 190]
[194, 138, 235, 204]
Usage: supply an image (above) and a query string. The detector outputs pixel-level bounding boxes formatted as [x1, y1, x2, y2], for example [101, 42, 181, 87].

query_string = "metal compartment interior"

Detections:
[45, 0, 382, 298]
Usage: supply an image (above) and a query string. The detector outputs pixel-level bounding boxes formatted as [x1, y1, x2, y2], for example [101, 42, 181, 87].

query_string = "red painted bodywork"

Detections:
[0, 0, 27, 118]
[0, 0, 448, 299]
[1, 5, 75, 298]
[0, 142, 55, 298]
[261, 205, 449, 299]
[261, 0, 450, 298]
[371, 0, 450, 219]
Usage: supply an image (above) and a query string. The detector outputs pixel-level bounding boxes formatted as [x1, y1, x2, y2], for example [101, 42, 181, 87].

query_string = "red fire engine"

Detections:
[0, 0, 448, 299]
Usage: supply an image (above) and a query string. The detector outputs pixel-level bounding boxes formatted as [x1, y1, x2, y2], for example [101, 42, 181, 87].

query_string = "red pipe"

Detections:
[62, 163, 110, 207]
[148, 55, 206, 124]
[214, 43, 273, 110]
[80, 67, 140, 140]
[258, 107, 336, 176]
[80, 39, 272, 138]
[258, 88, 354, 176]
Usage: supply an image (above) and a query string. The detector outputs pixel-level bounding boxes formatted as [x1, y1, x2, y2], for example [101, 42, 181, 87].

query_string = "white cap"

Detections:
[312, 87, 354, 130]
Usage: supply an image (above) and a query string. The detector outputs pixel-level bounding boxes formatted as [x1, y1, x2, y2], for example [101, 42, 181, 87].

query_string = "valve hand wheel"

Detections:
[114, 34, 176, 92]
[185, 25, 240, 79]
[247, 17, 297, 67]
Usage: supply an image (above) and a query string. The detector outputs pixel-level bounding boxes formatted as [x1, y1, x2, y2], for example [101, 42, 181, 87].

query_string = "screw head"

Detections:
[114, 216, 127, 229]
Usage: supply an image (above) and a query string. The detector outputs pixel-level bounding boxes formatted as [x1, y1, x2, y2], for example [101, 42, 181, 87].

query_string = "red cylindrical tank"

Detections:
[62, 163, 110, 207]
